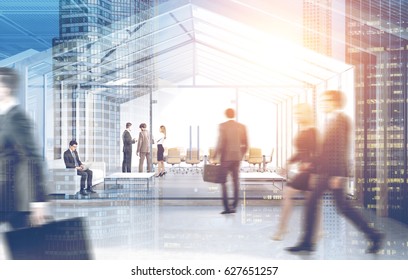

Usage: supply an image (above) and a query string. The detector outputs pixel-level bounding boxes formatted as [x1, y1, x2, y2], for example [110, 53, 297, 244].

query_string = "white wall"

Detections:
[120, 86, 278, 159]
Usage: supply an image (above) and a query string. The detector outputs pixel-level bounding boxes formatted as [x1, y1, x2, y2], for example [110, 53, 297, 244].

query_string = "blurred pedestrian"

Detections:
[286, 90, 384, 254]
[272, 103, 319, 241]
[213, 108, 248, 214]
[0, 67, 49, 229]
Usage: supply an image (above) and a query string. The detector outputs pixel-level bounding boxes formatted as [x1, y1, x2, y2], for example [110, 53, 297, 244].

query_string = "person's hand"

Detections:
[299, 162, 312, 171]
[329, 176, 344, 189]
[29, 202, 50, 226]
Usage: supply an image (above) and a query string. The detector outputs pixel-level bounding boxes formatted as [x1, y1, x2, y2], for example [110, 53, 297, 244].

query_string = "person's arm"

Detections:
[328, 113, 351, 187]
[63, 151, 75, 168]
[213, 125, 223, 160]
[75, 151, 83, 166]
[287, 130, 308, 164]
[240, 125, 248, 158]
[136, 132, 143, 156]
[123, 131, 135, 145]
[11, 108, 49, 225]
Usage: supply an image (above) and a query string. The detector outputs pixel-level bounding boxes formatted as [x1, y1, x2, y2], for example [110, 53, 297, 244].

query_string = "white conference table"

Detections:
[239, 172, 286, 190]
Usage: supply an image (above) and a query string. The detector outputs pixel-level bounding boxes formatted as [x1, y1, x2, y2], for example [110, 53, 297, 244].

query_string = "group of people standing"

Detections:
[122, 122, 167, 177]
[212, 90, 384, 254]
[61, 122, 166, 196]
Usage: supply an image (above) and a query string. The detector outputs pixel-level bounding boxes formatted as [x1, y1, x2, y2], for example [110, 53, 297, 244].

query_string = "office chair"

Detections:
[247, 147, 263, 172]
[263, 148, 274, 172]
[185, 148, 202, 174]
[166, 147, 183, 173]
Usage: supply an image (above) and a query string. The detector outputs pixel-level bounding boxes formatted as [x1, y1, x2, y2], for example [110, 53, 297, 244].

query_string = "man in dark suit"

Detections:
[286, 90, 384, 254]
[63, 140, 95, 195]
[122, 122, 136, 172]
[213, 108, 248, 214]
[0, 67, 49, 229]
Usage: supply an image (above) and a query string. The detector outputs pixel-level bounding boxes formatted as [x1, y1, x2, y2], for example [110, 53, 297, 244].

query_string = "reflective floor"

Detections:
[1, 173, 408, 260]
[92, 204, 408, 260]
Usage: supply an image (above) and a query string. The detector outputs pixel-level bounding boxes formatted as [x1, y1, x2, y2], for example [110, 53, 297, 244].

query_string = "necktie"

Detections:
[72, 151, 79, 167]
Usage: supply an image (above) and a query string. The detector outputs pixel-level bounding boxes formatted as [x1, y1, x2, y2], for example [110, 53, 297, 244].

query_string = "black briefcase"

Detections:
[203, 164, 226, 183]
[4, 217, 92, 260]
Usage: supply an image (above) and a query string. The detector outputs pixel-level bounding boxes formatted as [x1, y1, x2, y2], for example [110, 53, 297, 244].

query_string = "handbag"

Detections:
[4, 217, 92, 260]
[287, 171, 311, 191]
[203, 164, 226, 183]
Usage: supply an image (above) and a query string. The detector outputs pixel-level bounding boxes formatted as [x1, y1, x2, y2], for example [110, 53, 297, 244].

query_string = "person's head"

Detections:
[320, 90, 346, 113]
[126, 122, 132, 129]
[139, 123, 147, 130]
[69, 140, 78, 151]
[160, 125, 166, 136]
[0, 67, 20, 101]
[225, 108, 235, 119]
[293, 103, 314, 127]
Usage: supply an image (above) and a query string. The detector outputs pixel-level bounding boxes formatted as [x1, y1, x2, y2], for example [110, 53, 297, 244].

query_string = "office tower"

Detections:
[303, 0, 333, 56]
[52, 0, 155, 171]
[346, 0, 408, 224]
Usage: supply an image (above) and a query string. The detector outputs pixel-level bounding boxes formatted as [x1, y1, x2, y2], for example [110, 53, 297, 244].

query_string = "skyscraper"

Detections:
[52, 0, 155, 171]
[303, 0, 333, 56]
[346, 0, 408, 224]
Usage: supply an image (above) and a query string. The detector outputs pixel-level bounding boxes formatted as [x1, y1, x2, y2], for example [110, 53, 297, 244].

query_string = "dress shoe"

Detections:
[79, 189, 88, 196]
[285, 243, 315, 253]
[220, 209, 235, 214]
[366, 232, 384, 254]
[86, 187, 96, 193]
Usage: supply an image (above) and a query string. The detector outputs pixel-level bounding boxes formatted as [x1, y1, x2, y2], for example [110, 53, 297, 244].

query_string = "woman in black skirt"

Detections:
[156, 125, 166, 177]
[272, 103, 320, 241]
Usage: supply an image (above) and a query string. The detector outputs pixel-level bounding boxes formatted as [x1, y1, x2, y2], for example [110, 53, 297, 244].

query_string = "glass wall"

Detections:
[2, 0, 353, 192]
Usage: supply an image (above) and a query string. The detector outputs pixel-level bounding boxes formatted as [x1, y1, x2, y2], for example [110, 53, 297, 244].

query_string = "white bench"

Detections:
[47, 160, 106, 195]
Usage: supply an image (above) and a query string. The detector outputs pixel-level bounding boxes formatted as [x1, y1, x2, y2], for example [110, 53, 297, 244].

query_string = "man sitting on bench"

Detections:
[63, 140, 96, 196]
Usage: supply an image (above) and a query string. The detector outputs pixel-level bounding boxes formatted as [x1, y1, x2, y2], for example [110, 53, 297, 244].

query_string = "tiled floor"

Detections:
[1, 172, 408, 260]
[90, 204, 408, 260]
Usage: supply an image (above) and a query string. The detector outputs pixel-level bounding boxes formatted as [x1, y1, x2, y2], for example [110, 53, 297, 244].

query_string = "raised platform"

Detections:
[104, 172, 156, 190]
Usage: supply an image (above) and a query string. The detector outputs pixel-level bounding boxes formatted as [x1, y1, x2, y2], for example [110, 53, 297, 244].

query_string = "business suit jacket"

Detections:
[0, 105, 48, 213]
[63, 149, 82, 168]
[317, 111, 350, 177]
[137, 130, 152, 154]
[215, 120, 248, 162]
[122, 130, 135, 153]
